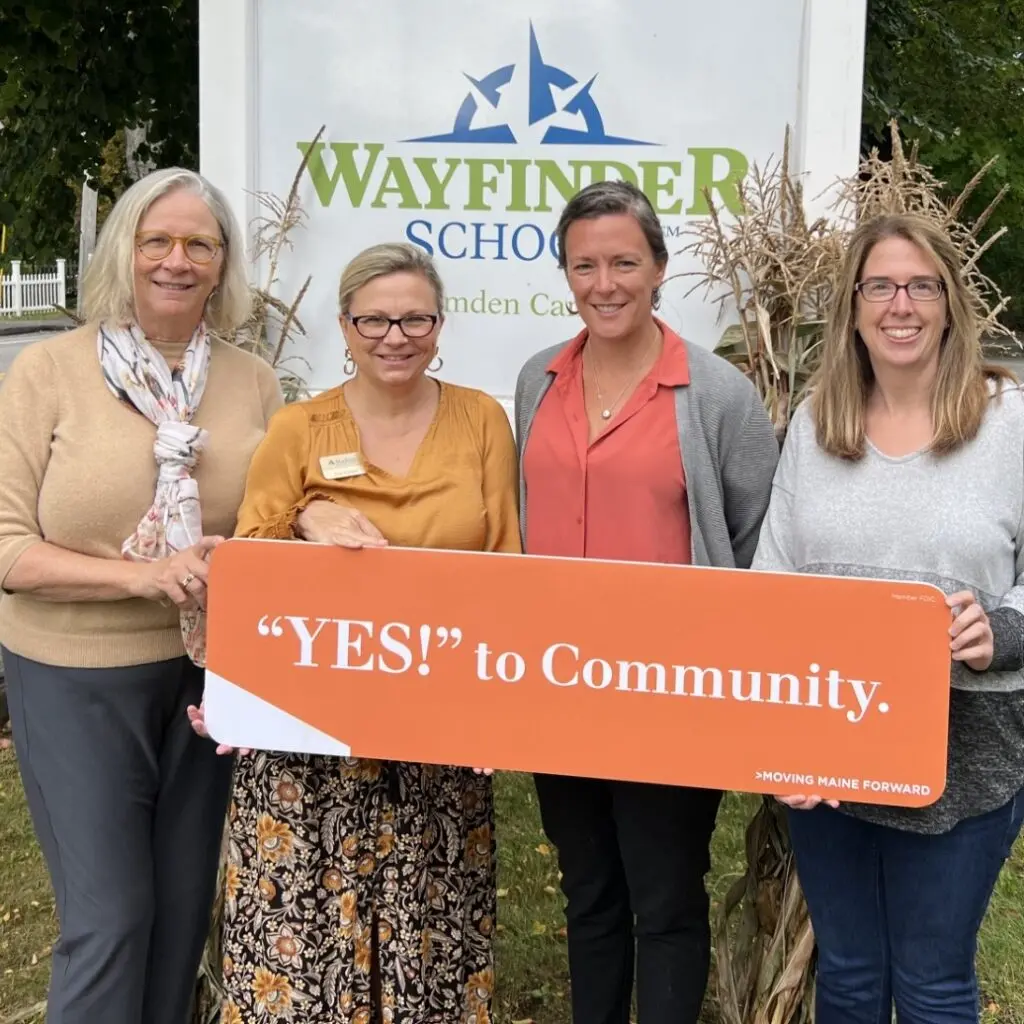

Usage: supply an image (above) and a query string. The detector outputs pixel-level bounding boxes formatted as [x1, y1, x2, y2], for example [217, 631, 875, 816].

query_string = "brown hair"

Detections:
[554, 180, 668, 269]
[810, 212, 1015, 459]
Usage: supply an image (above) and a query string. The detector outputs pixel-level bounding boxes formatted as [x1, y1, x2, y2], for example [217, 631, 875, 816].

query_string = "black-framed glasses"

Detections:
[346, 314, 440, 339]
[135, 232, 223, 264]
[855, 277, 945, 302]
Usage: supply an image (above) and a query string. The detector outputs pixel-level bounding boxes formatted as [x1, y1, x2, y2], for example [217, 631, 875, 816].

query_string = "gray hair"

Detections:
[338, 242, 445, 314]
[81, 167, 252, 333]
[554, 179, 669, 271]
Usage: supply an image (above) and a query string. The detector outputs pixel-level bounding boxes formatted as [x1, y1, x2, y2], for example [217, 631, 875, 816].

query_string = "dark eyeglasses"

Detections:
[855, 278, 945, 302]
[346, 314, 440, 339]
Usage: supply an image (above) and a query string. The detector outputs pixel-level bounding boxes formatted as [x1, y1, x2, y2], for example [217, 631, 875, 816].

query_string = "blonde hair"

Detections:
[81, 167, 252, 333]
[811, 212, 1014, 459]
[338, 243, 445, 314]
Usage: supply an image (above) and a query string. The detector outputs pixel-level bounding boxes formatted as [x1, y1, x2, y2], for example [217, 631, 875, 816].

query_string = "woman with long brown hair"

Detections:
[754, 212, 1024, 1024]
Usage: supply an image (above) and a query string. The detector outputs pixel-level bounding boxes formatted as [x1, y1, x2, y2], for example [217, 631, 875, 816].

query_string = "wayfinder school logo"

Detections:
[407, 23, 656, 146]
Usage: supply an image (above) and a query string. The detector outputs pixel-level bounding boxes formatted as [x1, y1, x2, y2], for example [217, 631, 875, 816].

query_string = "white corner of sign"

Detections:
[203, 669, 352, 758]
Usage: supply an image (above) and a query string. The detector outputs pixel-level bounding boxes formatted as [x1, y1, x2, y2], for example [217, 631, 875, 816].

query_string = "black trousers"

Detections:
[534, 773, 722, 1024]
[4, 649, 234, 1024]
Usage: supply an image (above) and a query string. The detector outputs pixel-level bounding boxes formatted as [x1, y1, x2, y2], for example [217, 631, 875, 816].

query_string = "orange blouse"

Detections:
[236, 382, 521, 554]
[522, 322, 692, 564]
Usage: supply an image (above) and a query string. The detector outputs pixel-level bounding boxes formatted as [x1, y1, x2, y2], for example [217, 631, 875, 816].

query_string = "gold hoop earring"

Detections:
[428, 353, 444, 373]
[343, 349, 355, 376]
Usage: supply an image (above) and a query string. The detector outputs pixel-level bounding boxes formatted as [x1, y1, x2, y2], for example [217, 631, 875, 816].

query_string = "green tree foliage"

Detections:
[0, 1, 199, 268]
[1, 0, 1021, 326]
[864, 0, 1024, 329]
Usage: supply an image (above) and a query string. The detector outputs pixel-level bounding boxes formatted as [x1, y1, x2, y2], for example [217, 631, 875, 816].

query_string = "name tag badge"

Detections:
[319, 452, 366, 481]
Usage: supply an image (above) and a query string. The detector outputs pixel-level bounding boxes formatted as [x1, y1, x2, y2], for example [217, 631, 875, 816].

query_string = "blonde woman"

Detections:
[753, 213, 1024, 1023]
[0, 168, 282, 1024]
[201, 243, 519, 1024]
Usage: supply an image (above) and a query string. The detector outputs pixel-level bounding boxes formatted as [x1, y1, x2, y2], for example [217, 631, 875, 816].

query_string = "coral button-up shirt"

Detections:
[523, 322, 692, 564]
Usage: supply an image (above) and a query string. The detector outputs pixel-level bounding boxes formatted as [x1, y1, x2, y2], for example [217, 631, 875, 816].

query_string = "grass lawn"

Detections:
[1, 751, 1023, 1023]
[0, 310, 67, 323]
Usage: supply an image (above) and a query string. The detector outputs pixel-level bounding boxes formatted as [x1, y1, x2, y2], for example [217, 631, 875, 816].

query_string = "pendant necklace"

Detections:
[588, 332, 657, 420]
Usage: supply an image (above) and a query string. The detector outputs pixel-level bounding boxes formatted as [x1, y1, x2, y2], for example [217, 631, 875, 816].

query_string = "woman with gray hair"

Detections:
[515, 179, 779, 1024]
[0, 167, 283, 1024]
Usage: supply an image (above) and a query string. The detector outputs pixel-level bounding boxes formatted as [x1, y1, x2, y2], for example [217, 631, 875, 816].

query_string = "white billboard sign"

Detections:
[200, 0, 866, 402]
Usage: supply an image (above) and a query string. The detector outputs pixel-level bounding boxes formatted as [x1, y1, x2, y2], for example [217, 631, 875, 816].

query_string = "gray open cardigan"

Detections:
[513, 335, 780, 569]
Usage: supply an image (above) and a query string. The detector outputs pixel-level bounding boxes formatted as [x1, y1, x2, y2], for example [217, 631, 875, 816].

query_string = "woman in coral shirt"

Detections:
[515, 180, 779, 1024]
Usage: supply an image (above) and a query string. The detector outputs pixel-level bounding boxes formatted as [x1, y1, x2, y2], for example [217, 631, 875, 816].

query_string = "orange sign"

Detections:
[204, 539, 952, 807]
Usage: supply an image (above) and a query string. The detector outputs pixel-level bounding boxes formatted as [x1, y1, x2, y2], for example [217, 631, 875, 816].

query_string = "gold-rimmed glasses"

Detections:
[135, 232, 223, 265]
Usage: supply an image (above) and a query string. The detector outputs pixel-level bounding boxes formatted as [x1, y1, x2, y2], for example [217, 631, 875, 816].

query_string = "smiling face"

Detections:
[132, 190, 224, 338]
[340, 271, 442, 386]
[855, 236, 948, 376]
[563, 213, 665, 344]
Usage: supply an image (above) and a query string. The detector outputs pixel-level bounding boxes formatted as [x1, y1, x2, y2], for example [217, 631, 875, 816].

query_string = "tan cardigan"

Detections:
[0, 324, 283, 668]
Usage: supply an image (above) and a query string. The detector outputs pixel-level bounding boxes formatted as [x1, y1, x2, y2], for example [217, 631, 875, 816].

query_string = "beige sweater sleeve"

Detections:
[0, 344, 57, 586]
[257, 357, 286, 425]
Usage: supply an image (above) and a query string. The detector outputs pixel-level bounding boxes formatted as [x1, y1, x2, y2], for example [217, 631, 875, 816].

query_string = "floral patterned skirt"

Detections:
[220, 753, 496, 1024]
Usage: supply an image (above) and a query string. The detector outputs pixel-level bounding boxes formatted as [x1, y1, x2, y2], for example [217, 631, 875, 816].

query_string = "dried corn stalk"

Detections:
[714, 797, 815, 1024]
[222, 124, 327, 401]
[679, 127, 844, 439]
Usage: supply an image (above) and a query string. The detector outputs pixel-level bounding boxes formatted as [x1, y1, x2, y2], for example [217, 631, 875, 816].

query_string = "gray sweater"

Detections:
[753, 389, 1024, 833]
[514, 338, 780, 570]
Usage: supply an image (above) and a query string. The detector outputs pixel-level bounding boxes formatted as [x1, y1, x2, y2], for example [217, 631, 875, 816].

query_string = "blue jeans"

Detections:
[787, 791, 1024, 1024]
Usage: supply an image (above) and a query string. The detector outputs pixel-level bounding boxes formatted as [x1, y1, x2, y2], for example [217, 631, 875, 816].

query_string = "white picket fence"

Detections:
[0, 259, 67, 317]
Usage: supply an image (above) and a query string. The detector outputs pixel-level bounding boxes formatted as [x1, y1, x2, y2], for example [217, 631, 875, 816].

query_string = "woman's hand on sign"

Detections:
[775, 794, 839, 811]
[947, 590, 994, 672]
[472, 767, 495, 776]
[186, 701, 251, 756]
[131, 536, 223, 609]
[296, 500, 388, 549]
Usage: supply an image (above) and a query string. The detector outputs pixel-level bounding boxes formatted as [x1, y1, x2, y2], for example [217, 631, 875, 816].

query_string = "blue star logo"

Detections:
[406, 24, 656, 146]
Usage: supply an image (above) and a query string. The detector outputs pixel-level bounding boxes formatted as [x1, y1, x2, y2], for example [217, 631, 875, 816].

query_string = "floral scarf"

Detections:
[98, 321, 211, 665]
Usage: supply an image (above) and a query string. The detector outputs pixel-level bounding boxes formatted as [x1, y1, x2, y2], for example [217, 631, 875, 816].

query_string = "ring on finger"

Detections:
[180, 572, 197, 589]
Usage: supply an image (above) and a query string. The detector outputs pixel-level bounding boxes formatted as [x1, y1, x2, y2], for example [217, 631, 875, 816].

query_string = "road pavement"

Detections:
[0, 320, 74, 376]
